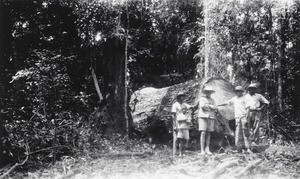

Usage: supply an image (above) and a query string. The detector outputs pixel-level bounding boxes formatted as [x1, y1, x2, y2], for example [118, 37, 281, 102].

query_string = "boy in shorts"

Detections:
[171, 92, 197, 157]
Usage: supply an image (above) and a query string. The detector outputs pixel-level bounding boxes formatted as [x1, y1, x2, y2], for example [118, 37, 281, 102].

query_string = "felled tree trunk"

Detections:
[130, 77, 235, 148]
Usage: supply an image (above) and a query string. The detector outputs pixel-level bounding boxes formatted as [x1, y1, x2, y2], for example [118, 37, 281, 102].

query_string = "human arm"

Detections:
[200, 97, 216, 110]
[171, 103, 177, 124]
[218, 98, 233, 106]
[209, 99, 218, 110]
[177, 115, 187, 122]
[256, 103, 267, 111]
[171, 112, 176, 121]
[199, 97, 208, 110]
[218, 103, 227, 106]
[257, 95, 269, 111]
[190, 102, 199, 112]
[246, 107, 250, 123]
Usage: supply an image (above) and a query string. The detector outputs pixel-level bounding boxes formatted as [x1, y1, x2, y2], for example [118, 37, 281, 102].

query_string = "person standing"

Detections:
[198, 86, 217, 155]
[245, 83, 270, 145]
[171, 92, 197, 157]
[218, 86, 251, 153]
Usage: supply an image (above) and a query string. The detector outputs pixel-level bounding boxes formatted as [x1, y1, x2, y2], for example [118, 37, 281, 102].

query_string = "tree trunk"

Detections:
[277, 56, 283, 112]
[229, 47, 236, 84]
[91, 68, 103, 103]
[130, 77, 235, 148]
[124, 0, 130, 139]
[204, 0, 210, 77]
[0, 1, 12, 167]
[103, 37, 132, 133]
[277, 16, 285, 112]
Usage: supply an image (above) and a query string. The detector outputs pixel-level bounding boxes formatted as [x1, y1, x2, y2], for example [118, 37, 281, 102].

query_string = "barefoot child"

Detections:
[171, 92, 197, 157]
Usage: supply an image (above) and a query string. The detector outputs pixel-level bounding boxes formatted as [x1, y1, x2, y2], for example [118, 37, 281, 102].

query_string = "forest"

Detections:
[0, 0, 300, 178]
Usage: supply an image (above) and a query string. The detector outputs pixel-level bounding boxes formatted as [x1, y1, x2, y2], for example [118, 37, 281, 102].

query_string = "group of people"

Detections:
[171, 83, 269, 157]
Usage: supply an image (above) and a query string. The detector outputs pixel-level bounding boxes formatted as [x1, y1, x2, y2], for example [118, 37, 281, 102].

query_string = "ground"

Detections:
[7, 142, 300, 179]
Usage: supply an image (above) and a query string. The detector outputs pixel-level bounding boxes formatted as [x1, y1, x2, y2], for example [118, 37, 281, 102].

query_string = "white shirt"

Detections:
[225, 96, 248, 118]
[171, 102, 191, 129]
[198, 96, 216, 119]
[245, 93, 269, 110]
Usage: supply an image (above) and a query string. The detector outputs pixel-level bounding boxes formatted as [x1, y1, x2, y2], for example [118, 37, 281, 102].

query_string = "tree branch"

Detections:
[0, 155, 28, 179]
[27, 146, 70, 155]
[91, 67, 103, 103]
[234, 159, 262, 177]
[0, 144, 30, 179]
[205, 159, 238, 179]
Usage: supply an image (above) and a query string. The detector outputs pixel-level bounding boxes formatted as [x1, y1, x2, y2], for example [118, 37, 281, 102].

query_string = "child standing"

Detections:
[171, 92, 196, 157]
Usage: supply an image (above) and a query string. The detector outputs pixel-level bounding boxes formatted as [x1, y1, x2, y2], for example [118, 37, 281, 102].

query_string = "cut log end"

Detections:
[130, 77, 236, 147]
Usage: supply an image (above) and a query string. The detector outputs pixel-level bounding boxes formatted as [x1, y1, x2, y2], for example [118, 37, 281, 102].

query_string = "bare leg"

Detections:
[178, 139, 183, 156]
[200, 131, 206, 154]
[173, 132, 177, 156]
[183, 139, 188, 155]
[205, 132, 212, 154]
[185, 139, 189, 149]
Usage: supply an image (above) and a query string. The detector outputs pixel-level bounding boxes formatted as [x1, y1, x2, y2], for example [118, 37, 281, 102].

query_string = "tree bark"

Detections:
[277, 16, 285, 112]
[204, 0, 210, 77]
[228, 48, 236, 84]
[234, 159, 262, 177]
[125, 0, 130, 139]
[278, 55, 283, 112]
[0, 2, 13, 167]
[103, 37, 132, 133]
[130, 77, 236, 145]
[205, 159, 238, 179]
[0, 1, 5, 166]
[91, 68, 103, 103]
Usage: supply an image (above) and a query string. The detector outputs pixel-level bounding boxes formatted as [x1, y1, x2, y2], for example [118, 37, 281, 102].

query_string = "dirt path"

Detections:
[18, 146, 299, 179]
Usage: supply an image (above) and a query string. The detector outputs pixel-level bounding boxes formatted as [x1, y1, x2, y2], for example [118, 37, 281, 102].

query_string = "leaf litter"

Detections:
[1, 140, 294, 179]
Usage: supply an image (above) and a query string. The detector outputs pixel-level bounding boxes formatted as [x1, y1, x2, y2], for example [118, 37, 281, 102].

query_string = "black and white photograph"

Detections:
[0, 0, 299, 178]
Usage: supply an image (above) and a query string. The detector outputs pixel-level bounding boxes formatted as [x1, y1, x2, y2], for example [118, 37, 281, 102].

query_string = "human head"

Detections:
[247, 83, 258, 95]
[176, 92, 186, 103]
[202, 86, 215, 97]
[234, 86, 244, 97]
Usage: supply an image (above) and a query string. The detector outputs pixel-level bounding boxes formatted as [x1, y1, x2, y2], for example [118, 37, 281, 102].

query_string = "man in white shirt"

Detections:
[198, 86, 217, 155]
[171, 92, 197, 157]
[245, 83, 269, 144]
[219, 86, 251, 153]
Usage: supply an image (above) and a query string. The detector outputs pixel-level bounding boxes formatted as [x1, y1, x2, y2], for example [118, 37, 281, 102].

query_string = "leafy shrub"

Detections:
[4, 50, 82, 165]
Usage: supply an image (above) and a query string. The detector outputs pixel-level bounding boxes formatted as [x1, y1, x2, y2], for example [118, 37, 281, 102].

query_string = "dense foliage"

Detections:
[205, 0, 300, 111]
[0, 0, 204, 166]
[203, 0, 300, 143]
[0, 0, 300, 168]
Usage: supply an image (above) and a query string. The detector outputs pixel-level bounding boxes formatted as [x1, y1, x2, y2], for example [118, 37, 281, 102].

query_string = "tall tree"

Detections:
[203, 0, 210, 77]
[125, 0, 129, 139]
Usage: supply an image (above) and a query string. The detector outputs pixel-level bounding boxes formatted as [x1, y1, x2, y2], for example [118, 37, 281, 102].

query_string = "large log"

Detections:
[130, 77, 236, 145]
